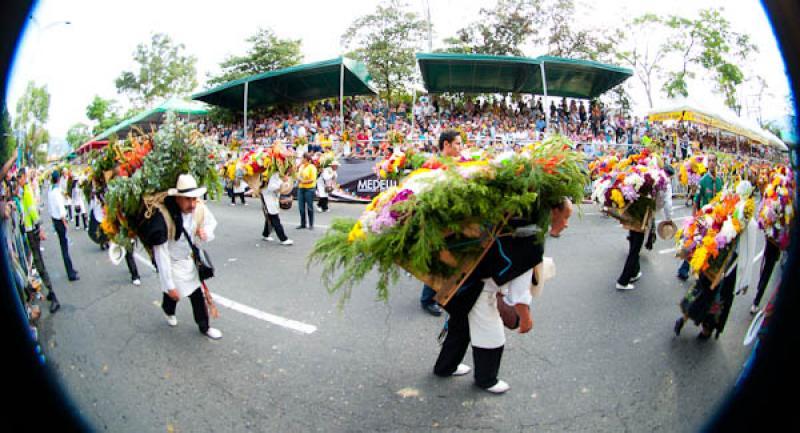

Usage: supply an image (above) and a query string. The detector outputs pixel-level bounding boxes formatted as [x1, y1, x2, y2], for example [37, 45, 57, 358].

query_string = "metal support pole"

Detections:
[340, 61, 345, 134]
[243, 81, 249, 148]
[540, 62, 549, 134]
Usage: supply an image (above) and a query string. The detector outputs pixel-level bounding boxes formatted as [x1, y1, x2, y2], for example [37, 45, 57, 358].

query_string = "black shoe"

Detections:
[677, 273, 688, 281]
[422, 303, 442, 317]
[68, 274, 80, 281]
[674, 318, 684, 336]
[296, 226, 306, 229]
[697, 331, 712, 341]
[49, 299, 61, 314]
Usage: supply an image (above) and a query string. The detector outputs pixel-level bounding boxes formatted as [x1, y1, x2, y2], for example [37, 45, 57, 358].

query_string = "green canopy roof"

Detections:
[416, 53, 632, 98]
[191, 57, 376, 110]
[93, 98, 208, 142]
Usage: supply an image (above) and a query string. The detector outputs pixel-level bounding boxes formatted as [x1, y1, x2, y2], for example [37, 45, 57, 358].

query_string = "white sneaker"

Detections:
[132, 278, 141, 286]
[315, 206, 323, 212]
[280, 239, 294, 246]
[616, 282, 635, 290]
[630, 272, 642, 283]
[750, 304, 760, 315]
[230, 203, 236, 206]
[263, 236, 275, 242]
[165, 315, 178, 327]
[452, 364, 472, 376]
[485, 380, 510, 394]
[205, 327, 223, 340]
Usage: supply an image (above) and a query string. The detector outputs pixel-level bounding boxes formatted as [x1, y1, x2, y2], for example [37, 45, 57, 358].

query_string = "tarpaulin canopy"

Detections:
[191, 57, 376, 110]
[77, 98, 209, 154]
[415, 53, 632, 98]
[647, 97, 788, 151]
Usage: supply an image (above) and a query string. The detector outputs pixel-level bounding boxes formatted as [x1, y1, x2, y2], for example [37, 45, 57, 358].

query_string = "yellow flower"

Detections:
[744, 198, 755, 221]
[610, 189, 626, 208]
[690, 246, 708, 273]
[347, 221, 366, 243]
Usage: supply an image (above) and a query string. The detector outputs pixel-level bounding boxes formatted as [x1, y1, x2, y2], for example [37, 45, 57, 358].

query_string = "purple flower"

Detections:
[371, 205, 398, 232]
[621, 184, 639, 201]
[390, 189, 413, 205]
[715, 233, 728, 249]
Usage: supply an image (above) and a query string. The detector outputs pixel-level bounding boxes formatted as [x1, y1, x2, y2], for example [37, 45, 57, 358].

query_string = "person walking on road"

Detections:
[260, 171, 294, 246]
[296, 153, 317, 230]
[72, 178, 88, 230]
[19, 168, 60, 313]
[143, 174, 222, 340]
[315, 160, 338, 213]
[48, 170, 79, 281]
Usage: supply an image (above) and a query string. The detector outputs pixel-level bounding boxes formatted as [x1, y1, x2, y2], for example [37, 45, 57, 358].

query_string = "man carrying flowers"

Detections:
[678, 154, 723, 281]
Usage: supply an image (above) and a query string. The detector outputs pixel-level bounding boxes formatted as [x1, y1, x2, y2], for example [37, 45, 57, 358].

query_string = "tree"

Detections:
[66, 123, 91, 149]
[208, 28, 303, 86]
[542, 0, 615, 62]
[14, 81, 50, 165]
[1, 104, 16, 165]
[86, 95, 122, 135]
[443, 0, 543, 56]
[661, 8, 757, 113]
[115, 33, 198, 109]
[613, 14, 668, 108]
[341, 0, 428, 104]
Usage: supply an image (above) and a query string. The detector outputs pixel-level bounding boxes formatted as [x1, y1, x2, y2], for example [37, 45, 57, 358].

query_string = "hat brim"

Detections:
[168, 187, 207, 198]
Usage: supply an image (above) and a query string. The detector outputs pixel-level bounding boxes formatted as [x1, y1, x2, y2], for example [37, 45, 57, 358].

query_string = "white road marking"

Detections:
[212, 294, 317, 334]
[133, 252, 317, 334]
[282, 221, 329, 229]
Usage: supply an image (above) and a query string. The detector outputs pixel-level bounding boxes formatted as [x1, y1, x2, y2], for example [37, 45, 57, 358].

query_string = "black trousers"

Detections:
[26, 228, 55, 296]
[754, 240, 780, 306]
[433, 282, 504, 388]
[231, 192, 246, 204]
[618, 230, 645, 285]
[74, 208, 87, 229]
[318, 196, 329, 211]
[125, 248, 140, 280]
[262, 213, 288, 242]
[52, 218, 77, 279]
[161, 288, 209, 333]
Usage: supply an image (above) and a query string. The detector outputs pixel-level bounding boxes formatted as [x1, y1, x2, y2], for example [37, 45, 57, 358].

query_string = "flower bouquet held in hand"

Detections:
[679, 154, 707, 186]
[675, 181, 756, 288]
[591, 149, 669, 232]
[308, 135, 587, 306]
[757, 165, 795, 250]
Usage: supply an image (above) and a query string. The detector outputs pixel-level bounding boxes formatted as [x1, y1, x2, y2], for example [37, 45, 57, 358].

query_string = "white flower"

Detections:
[720, 217, 738, 242]
[623, 173, 644, 190]
[736, 180, 753, 198]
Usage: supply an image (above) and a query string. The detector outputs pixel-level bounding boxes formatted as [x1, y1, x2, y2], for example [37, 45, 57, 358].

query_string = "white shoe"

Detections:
[280, 239, 294, 246]
[315, 206, 323, 212]
[263, 236, 275, 242]
[230, 203, 236, 207]
[132, 278, 141, 286]
[616, 282, 635, 290]
[165, 315, 178, 327]
[630, 272, 642, 283]
[485, 380, 510, 394]
[205, 327, 223, 340]
[750, 304, 760, 315]
[452, 364, 472, 376]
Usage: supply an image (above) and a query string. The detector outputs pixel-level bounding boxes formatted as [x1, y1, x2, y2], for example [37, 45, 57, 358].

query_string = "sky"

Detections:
[5, 0, 794, 154]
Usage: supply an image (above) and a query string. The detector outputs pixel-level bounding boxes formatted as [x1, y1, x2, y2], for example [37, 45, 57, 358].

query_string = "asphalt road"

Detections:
[35, 196, 772, 433]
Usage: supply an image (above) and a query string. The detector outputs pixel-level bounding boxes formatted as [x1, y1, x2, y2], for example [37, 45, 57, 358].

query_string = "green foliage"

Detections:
[660, 8, 756, 111]
[443, 0, 542, 56]
[66, 123, 91, 149]
[104, 114, 222, 246]
[341, 0, 428, 104]
[613, 14, 667, 108]
[208, 28, 303, 86]
[14, 81, 50, 166]
[308, 134, 588, 306]
[1, 104, 15, 166]
[86, 95, 122, 135]
[115, 33, 198, 109]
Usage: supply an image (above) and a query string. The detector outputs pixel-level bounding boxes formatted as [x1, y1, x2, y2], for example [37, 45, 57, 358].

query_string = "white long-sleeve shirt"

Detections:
[48, 186, 67, 220]
[656, 180, 673, 221]
[152, 204, 217, 297]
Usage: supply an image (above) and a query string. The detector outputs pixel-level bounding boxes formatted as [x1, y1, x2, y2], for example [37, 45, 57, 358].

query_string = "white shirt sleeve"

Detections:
[153, 243, 174, 293]
[502, 268, 534, 306]
[662, 182, 673, 221]
[199, 206, 217, 244]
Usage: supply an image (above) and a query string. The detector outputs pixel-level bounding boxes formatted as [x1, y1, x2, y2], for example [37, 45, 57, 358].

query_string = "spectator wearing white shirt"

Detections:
[48, 171, 79, 281]
[72, 178, 88, 230]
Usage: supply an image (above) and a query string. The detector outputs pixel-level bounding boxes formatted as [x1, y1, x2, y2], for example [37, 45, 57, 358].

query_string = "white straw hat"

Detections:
[168, 174, 207, 198]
